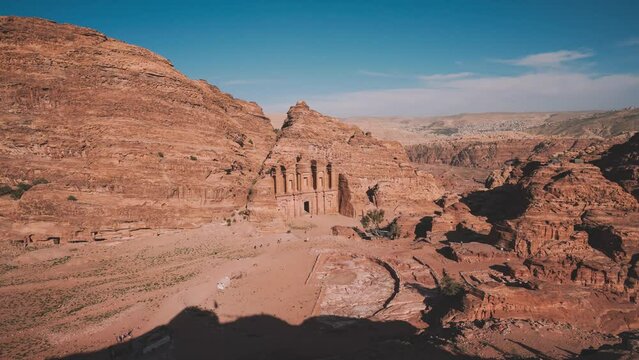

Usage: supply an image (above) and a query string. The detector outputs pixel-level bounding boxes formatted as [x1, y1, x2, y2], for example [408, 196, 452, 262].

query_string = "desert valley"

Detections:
[1, 12, 639, 360]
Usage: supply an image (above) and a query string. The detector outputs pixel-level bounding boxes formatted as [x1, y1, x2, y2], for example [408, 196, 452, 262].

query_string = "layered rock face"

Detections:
[595, 132, 639, 200]
[248, 102, 442, 225]
[526, 107, 639, 137]
[406, 134, 631, 169]
[438, 137, 639, 335]
[489, 161, 639, 300]
[0, 17, 276, 241]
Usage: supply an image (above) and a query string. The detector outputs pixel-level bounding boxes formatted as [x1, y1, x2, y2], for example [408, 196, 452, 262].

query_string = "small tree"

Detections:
[10, 188, 24, 200]
[360, 209, 385, 230]
[33, 178, 49, 185]
[0, 185, 11, 196]
[388, 220, 401, 240]
[67, 195, 78, 201]
[16, 182, 32, 191]
[360, 216, 370, 229]
[440, 271, 465, 297]
[190, 155, 198, 161]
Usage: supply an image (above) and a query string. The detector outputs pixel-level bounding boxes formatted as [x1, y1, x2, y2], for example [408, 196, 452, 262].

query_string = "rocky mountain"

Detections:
[594, 132, 639, 200]
[344, 111, 598, 144]
[248, 101, 442, 226]
[406, 135, 631, 169]
[0, 17, 276, 241]
[461, 157, 639, 330]
[366, 109, 639, 171]
[346, 109, 639, 145]
[430, 155, 639, 335]
[526, 107, 639, 138]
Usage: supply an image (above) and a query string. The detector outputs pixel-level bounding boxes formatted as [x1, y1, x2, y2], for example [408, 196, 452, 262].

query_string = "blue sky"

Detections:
[2, 0, 639, 116]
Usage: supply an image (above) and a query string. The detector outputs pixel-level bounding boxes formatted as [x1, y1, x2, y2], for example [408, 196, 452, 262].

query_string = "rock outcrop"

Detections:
[594, 132, 639, 200]
[525, 107, 639, 138]
[580, 330, 639, 359]
[487, 161, 639, 300]
[0, 17, 276, 241]
[406, 135, 631, 169]
[434, 143, 639, 338]
[247, 102, 442, 226]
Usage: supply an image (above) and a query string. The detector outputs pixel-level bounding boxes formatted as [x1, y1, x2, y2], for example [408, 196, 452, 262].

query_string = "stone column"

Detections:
[273, 166, 285, 196]
[296, 162, 311, 193]
[327, 163, 338, 190]
[316, 160, 327, 191]
[281, 166, 289, 194]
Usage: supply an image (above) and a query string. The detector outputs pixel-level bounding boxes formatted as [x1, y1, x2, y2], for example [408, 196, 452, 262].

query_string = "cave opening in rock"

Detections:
[303, 201, 310, 213]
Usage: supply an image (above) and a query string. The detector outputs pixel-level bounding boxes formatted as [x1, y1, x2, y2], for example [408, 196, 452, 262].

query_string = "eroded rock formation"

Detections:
[406, 134, 631, 170]
[491, 162, 639, 296]
[431, 148, 639, 338]
[247, 101, 442, 226]
[0, 17, 276, 241]
[594, 132, 639, 200]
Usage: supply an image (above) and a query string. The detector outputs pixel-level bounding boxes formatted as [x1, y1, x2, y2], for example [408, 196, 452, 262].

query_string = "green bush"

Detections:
[360, 209, 385, 229]
[388, 220, 401, 240]
[440, 272, 465, 297]
[158, 152, 164, 158]
[10, 188, 24, 200]
[190, 155, 197, 161]
[0, 185, 11, 196]
[360, 216, 370, 229]
[67, 195, 78, 201]
[16, 182, 32, 191]
[33, 178, 49, 185]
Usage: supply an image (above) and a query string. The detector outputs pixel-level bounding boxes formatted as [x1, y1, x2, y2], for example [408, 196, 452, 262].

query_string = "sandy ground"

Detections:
[0, 214, 623, 359]
[0, 215, 364, 358]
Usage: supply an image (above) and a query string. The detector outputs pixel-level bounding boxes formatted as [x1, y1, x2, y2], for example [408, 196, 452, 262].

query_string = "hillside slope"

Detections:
[248, 102, 442, 225]
[0, 17, 276, 241]
[526, 108, 639, 137]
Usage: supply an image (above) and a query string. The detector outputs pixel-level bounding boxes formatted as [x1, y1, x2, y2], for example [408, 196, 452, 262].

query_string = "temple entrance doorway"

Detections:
[303, 201, 310, 214]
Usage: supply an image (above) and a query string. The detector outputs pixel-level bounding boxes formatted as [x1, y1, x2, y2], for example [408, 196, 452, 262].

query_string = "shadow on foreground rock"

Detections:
[460, 184, 529, 223]
[57, 307, 471, 360]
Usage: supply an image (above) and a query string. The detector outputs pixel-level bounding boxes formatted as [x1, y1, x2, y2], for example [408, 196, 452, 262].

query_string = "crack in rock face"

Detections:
[309, 254, 396, 318]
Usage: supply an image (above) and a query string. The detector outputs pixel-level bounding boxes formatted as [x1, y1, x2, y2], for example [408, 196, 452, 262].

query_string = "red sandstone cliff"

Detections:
[0, 17, 276, 241]
[594, 132, 639, 200]
[247, 101, 442, 226]
[406, 134, 631, 169]
[444, 158, 639, 333]
[489, 161, 639, 299]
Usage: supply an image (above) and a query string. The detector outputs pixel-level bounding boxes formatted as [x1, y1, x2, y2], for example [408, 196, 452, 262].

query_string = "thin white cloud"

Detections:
[418, 72, 475, 81]
[619, 37, 639, 47]
[360, 70, 476, 81]
[294, 71, 639, 117]
[357, 70, 402, 78]
[499, 50, 594, 67]
[223, 79, 273, 86]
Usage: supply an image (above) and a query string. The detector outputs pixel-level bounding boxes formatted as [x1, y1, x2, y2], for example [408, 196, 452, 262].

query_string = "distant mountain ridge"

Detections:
[343, 109, 638, 144]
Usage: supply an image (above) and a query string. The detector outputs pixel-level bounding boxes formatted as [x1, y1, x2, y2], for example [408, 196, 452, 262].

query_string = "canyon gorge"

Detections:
[1, 16, 638, 360]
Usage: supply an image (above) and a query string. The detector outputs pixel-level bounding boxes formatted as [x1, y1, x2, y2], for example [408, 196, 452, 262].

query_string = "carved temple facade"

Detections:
[271, 161, 339, 219]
